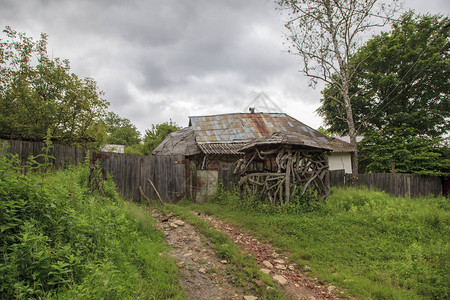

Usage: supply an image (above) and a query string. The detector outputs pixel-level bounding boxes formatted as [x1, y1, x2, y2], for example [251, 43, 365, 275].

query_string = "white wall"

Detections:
[328, 152, 352, 173]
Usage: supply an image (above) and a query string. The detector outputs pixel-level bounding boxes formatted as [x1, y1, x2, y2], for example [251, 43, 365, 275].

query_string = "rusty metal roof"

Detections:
[240, 132, 332, 151]
[188, 113, 353, 154]
[190, 113, 322, 143]
[152, 113, 354, 156]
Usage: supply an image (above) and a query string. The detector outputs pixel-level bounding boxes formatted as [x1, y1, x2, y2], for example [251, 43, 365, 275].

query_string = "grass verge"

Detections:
[183, 186, 449, 300]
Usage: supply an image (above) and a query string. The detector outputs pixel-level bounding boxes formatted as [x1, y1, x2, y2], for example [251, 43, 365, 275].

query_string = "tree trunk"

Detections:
[343, 84, 359, 176]
[323, 0, 359, 176]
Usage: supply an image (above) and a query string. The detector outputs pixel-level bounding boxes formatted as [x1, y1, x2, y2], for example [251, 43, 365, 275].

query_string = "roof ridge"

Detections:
[189, 112, 287, 118]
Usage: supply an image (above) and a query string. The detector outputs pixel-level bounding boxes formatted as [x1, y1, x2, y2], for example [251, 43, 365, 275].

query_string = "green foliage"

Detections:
[142, 120, 180, 155]
[192, 187, 449, 299]
[0, 148, 183, 299]
[0, 26, 109, 147]
[212, 185, 324, 215]
[104, 112, 141, 147]
[124, 143, 145, 155]
[359, 125, 450, 175]
[318, 13, 450, 175]
[24, 133, 55, 174]
[316, 126, 338, 138]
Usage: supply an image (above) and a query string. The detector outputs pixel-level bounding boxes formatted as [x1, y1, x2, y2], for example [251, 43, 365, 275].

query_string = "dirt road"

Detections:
[152, 209, 343, 300]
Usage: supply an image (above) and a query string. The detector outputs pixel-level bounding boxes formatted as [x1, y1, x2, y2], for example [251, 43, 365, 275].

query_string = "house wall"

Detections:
[328, 152, 352, 173]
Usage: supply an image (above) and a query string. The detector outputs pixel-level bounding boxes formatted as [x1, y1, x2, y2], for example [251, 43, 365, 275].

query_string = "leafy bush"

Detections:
[0, 146, 182, 299]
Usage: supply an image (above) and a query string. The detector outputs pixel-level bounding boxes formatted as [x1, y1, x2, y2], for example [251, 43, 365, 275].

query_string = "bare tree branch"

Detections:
[277, 0, 401, 175]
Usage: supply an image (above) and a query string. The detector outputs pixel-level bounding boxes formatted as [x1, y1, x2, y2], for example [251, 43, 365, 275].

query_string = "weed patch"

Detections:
[212, 184, 324, 214]
[0, 147, 183, 299]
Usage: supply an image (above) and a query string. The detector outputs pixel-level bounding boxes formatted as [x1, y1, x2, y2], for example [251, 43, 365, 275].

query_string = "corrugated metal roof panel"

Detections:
[240, 132, 332, 151]
[188, 113, 355, 153]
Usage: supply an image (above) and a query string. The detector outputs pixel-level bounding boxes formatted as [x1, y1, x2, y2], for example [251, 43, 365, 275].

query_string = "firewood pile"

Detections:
[235, 145, 329, 204]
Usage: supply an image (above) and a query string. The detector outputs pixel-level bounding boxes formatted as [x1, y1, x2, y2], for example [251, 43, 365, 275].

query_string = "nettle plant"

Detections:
[0, 142, 121, 298]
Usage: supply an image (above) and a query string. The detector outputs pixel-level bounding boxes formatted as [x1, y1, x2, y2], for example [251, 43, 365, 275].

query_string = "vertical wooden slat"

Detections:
[328, 169, 442, 198]
[1, 139, 443, 200]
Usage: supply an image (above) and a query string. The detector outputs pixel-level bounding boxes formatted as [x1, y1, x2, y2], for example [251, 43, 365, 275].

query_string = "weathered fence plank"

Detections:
[97, 152, 184, 203]
[3, 139, 443, 200]
[1, 139, 184, 203]
[218, 162, 239, 189]
[329, 169, 443, 197]
[329, 169, 345, 187]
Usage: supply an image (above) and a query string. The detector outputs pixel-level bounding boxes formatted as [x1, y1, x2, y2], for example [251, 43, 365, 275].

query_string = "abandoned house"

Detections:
[153, 112, 355, 202]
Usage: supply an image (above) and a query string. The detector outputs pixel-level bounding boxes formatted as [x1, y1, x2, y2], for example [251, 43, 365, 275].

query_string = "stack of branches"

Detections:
[235, 146, 329, 205]
[89, 152, 110, 196]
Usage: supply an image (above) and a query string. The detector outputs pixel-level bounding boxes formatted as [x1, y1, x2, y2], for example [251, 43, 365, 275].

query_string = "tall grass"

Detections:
[0, 150, 183, 299]
[190, 186, 449, 299]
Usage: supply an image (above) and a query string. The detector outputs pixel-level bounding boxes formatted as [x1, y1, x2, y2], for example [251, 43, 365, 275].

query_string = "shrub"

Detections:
[0, 145, 182, 299]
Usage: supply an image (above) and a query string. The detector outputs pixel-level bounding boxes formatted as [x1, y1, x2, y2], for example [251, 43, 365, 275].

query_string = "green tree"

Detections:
[0, 27, 109, 147]
[318, 13, 450, 175]
[104, 112, 141, 146]
[142, 121, 180, 155]
[277, 0, 400, 175]
[359, 125, 449, 175]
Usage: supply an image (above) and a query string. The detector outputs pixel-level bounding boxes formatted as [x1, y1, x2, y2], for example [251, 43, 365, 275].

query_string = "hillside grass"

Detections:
[184, 186, 449, 299]
[0, 150, 183, 299]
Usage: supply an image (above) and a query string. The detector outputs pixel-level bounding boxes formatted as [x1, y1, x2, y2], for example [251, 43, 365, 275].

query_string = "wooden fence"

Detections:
[0, 139, 184, 202]
[329, 169, 346, 187]
[98, 152, 184, 202]
[329, 169, 443, 197]
[1, 139, 444, 200]
[0, 139, 88, 168]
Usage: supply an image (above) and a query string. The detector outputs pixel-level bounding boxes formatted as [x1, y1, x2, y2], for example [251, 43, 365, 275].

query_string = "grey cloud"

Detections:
[1, 0, 448, 134]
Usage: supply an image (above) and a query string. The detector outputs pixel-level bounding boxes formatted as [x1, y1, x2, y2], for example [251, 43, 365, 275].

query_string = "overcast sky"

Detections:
[1, 0, 449, 134]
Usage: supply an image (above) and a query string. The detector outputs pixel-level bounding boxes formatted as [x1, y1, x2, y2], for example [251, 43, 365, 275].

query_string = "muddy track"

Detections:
[152, 209, 344, 300]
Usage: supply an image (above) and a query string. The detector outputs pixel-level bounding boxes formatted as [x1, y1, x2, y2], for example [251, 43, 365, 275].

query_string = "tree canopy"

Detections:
[318, 13, 450, 175]
[0, 27, 109, 147]
[104, 112, 141, 147]
[142, 121, 180, 155]
[278, 0, 400, 175]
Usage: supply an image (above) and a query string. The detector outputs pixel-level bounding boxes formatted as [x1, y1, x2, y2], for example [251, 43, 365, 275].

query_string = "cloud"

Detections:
[1, 0, 449, 134]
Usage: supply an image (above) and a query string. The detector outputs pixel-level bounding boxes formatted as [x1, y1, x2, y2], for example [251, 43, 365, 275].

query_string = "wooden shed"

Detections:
[153, 112, 354, 202]
[235, 132, 331, 202]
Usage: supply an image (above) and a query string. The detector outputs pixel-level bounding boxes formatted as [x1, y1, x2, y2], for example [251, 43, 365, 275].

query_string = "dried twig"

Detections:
[139, 185, 151, 206]
[147, 178, 166, 206]
[95, 178, 105, 197]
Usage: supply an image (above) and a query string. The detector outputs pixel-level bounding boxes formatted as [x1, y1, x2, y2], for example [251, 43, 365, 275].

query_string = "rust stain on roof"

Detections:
[186, 112, 355, 154]
[240, 132, 332, 151]
[249, 113, 270, 136]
